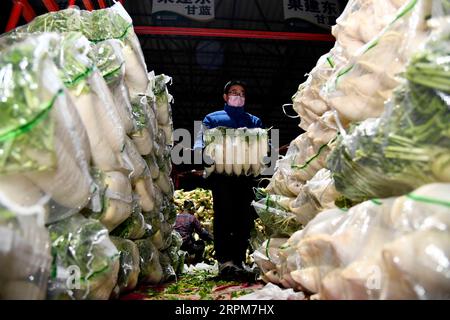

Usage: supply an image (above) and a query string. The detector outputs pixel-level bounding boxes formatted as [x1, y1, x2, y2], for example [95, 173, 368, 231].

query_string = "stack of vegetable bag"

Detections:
[268, 183, 450, 299]
[257, 0, 437, 246]
[292, 0, 409, 130]
[0, 33, 123, 300]
[255, 10, 450, 299]
[203, 127, 269, 177]
[253, 0, 445, 287]
[0, 2, 181, 299]
[327, 15, 450, 203]
[0, 205, 51, 300]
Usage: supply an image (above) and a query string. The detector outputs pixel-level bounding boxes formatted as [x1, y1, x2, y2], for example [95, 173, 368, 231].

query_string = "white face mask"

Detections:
[227, 95, 245, 107]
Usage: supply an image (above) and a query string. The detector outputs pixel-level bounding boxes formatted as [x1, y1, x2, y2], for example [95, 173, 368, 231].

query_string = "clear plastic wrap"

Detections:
[0, 33, 94, 222]
[332, 0, 408, 57]
[276, 183, 450, 300]
[150, 72, 174, 127]
[135, 238, 164, 284]
[328, 21, 450, 203]
[92, 39, 135, 134]
[84, 170, 133, 232]
[159, 251, 177, 282]
[130, 95, 156, 156]
[47, 214, 120, 300]
[289, 169, 340, 226]
[237, 283, 305, 300]
[110, 236, 140, 294]
[252, 237, 288, 285]
[252, 198, 300, 238]
[266, 132, 335, 198]
[323, 0, 432, 124]
[21, 2, 149, 100]
[0, 207, 51, 300]
[111, 195, 151, 240]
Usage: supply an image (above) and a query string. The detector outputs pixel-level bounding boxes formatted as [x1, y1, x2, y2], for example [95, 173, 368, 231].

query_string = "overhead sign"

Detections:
[152, 0, 215, 22]
[283, 0, 341, 29]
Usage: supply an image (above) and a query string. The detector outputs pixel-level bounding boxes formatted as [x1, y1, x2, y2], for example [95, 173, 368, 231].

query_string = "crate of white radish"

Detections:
[203, 127, 269, 177]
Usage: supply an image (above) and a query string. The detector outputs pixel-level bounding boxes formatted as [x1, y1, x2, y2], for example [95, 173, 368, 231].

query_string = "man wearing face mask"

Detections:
[194, 80, 262, 280]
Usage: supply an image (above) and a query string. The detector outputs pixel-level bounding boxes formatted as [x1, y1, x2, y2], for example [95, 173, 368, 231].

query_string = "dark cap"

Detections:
[224, 80, 247, 94]
[183, 200, 195, 212]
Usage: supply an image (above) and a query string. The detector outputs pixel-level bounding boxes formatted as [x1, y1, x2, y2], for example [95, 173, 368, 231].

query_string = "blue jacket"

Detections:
[194, 104, 263, 149]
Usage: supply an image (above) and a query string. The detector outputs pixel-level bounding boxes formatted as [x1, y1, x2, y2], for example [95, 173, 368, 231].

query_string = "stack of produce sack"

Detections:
[253, 183, 450, 299]
[0, 3, 180, 300]
[252, 1, 450, 300]
[203, 127, 269, 177]
[255, 0, 444, 245]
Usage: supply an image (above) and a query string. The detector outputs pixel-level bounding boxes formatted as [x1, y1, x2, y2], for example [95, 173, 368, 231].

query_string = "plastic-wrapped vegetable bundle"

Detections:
[252, 238, 287, 285]
[135, 238, 163, 284]
[159, 251, 177, 283]
[9, 32, 131, 174]
[0, 206, 51, 300]
[85, 170, 132, 232]
[164, 231, 185, 275]
[130, 95, 155, 156]
[292, 0, 406, 129]
[332, 0, 408, 57]
[328, 20, 450, 203]
[292, 47, 347, 130]
[323, 0, 432, 125]
[203, 127, 269, 177]
[266, 131, 335, 197]
[251, 195, 301, 238]
[47, 214, 120, 300]
[111, 195, 151, 240]
[149, 72, 174, 145]
[289, 169, 340, 226]
[267, 183, 450, 300]
[91, 39, 135, 134]
[110, 237, 140, 294]
[21, 2, 149, 100]
[0, 33, 94, 220]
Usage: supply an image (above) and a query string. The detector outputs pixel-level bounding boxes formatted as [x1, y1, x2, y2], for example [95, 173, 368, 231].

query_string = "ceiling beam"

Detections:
[134, 26, 335, 42]
[5, 1, 22, 32]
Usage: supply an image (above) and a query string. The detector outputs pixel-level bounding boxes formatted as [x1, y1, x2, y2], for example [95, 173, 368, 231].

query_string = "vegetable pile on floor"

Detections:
[250, 0, 450, 300]
[0, 2, 181, 300]
[121, 267, 265, 300]
[174, 188, 215, 263]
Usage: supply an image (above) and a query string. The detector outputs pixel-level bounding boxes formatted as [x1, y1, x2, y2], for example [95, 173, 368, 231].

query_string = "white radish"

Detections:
[123, 137, 147, 182]
[243, 132, 251, 175]
[156, 173, 173, 196]
[258, 129, 269, 169]
[161, 123, 173, 146]
[111, 81, 135, 134]
[224, 130, 233, 175]
[249, 130, 260, 176]
[122, 45, 149, 99]
[101, 199, 132, 232]
[69, 88, 122, 171]
[26, 138, 91, 209]
[233, 129, 246, 176]
[104, 171, 132, 203]
[131, 128, 153, 156]
[213, 134, 224, 174]
[134, 177, 155, 212]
